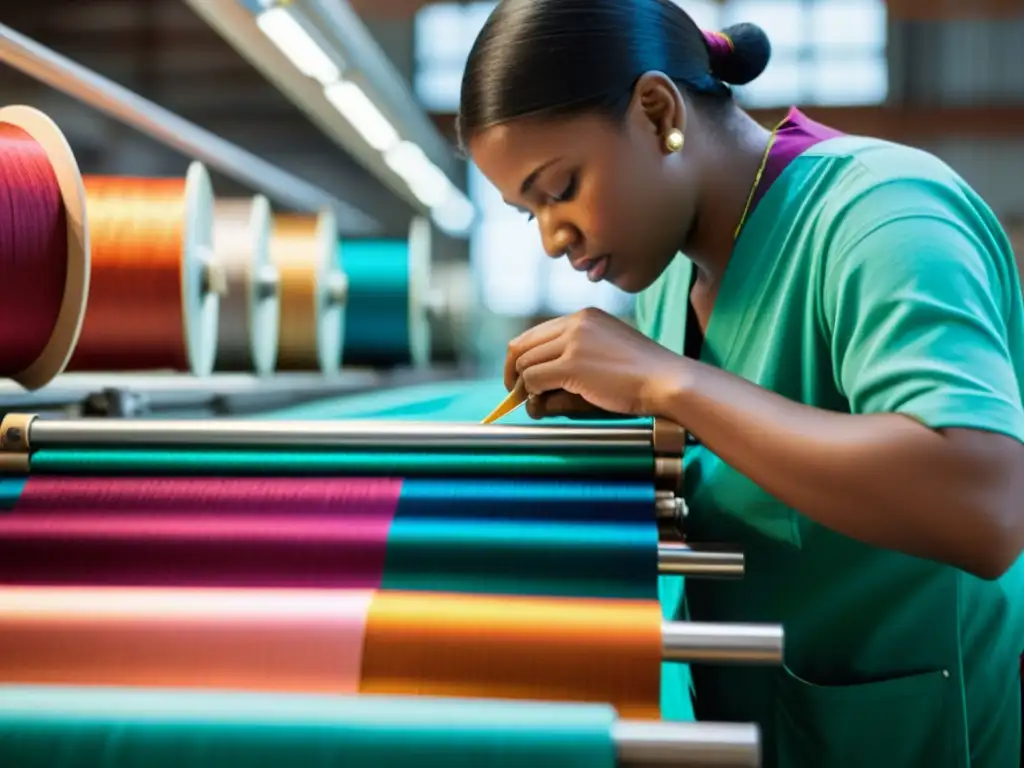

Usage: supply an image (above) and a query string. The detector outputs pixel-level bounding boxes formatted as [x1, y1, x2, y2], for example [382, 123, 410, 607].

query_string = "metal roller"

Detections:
[658, 544, 745, 579]
[615, 719, 761, 767]
[662, 622, 784, 665]
[4, 414, 667, 452]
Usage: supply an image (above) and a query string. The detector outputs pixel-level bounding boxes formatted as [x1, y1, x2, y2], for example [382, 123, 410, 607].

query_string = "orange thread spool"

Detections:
[68, 161, 222, 375]
[270, 210, 346, 373]
[0, 105, 89, 390]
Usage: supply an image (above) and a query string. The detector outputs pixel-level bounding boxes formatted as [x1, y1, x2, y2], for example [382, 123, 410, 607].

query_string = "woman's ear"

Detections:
[629, 71, 687, 154]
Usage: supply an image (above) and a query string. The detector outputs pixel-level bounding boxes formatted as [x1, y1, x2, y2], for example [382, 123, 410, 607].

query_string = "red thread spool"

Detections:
[0, 105, 89, 390]
[68, 161, 223, 376]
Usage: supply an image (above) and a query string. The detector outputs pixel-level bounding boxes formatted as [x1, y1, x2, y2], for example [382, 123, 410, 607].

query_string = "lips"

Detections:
[571, 254, 609, 274]
[586, 255, 610, 283]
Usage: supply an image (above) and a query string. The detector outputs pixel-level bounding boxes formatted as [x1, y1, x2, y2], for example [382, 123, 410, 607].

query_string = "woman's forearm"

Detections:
[657, 361, 1024, 579]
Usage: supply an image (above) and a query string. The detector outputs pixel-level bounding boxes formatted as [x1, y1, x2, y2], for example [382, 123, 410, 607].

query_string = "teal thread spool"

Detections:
[340, 218, 430, 368]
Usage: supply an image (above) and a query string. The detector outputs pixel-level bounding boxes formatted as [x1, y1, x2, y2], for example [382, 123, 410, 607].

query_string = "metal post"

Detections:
[614, 719, 760, 767]
[658, 545, 745, 579]
[662, 622, 784, 665]
[0, 22, 377, 233]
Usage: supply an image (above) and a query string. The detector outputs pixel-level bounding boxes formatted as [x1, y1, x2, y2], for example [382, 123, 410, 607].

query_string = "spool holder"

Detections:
[254, 264, 280, 301]
[652, 419, 686, 494]
[0, 413, 33, 473]
[423, 287, 447, 320]
[198, 246, 228, 298]
[655, 490, 687, 540]
[325, 271, 349, 307]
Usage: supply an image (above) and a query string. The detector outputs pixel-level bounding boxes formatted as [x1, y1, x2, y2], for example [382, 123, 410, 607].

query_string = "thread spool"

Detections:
[0, 105, 89, 390]
[68, 162, 222, 376]
[428, 259, 477, 364]
[340, 216, 431, 369]
[213, 196, 279, 376]
[270, 210, 345, 374]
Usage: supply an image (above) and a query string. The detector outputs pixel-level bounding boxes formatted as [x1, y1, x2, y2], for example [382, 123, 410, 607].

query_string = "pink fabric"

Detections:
[2, 476, 401, 588]
[0, 586, 374, 695]
[703, 30, 734, 66]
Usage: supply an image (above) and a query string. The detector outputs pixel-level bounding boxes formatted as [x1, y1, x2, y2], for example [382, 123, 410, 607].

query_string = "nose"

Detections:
[539, 217, 580, 261]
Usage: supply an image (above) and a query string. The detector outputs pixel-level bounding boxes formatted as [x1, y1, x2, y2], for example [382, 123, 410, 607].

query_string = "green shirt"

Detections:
[638, 135, 1024, 767]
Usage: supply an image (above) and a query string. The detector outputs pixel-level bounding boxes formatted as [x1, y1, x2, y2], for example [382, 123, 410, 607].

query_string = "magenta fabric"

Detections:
[0, 477, 401, 588]
[750, 107, 845, 215]
[702, 30, 734, 66]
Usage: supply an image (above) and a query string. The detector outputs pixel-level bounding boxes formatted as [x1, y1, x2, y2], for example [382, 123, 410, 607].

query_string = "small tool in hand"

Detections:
[481, 379, 530, 424]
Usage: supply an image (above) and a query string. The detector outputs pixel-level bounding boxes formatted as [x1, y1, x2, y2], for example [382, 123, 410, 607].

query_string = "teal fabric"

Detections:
[0, 686, 618, 768]
[266, 379, 510, 421]
[266, 378, 646, 429]
[383, 517, 658, 599]
[0, 477, 26, 510]
[637, 135, 1024, 766]
[30, 448, 652, 479]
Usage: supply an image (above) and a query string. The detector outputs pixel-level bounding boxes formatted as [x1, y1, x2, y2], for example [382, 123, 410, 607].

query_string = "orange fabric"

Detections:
[360, 591, 662, 718]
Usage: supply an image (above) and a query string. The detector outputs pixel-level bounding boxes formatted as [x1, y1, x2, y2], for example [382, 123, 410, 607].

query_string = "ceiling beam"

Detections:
[350, 0, 1023, 20]
[886, 0, 1023, 20]
[430, 105, 1024, 144]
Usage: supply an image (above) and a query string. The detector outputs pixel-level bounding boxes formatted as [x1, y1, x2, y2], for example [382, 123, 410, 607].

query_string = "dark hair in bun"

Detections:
[458, 0, 772, 143]
[703, 23, 772, 86]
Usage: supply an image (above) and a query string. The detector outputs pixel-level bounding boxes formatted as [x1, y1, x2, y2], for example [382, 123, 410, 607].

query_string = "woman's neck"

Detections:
[683, 110, 773, 287]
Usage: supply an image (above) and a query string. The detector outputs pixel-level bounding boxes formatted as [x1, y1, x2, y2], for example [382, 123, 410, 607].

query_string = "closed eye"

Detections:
[552, 174, 578, 203]
[513, 173, 578, 222]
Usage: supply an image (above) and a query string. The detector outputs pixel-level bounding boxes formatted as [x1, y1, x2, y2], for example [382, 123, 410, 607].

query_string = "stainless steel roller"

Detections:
[662, 622, 784, 665]
[615, 719, 761, 767]
[9, 416, 656, 452]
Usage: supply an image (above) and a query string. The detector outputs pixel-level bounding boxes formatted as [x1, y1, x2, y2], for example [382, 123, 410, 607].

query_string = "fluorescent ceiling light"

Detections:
[384, 141, 453, 208]
[431, 193, 476, 236]
[256, 7, 341, 85]
[324, 81, 400, 151]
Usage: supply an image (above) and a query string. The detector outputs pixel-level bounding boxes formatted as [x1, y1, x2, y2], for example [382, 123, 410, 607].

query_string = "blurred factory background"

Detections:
[1, 0, 1022, 375]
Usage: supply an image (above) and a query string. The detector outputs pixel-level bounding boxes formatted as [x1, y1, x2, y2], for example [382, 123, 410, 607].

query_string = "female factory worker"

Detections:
[459, 1, 1024, 766]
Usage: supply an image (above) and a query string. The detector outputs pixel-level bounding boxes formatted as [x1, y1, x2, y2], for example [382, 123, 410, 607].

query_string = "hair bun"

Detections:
[703, 22, 771, 86]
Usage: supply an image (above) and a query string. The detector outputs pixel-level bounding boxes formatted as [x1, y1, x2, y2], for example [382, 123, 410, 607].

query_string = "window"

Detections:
[722, 0, 889, 107]
[413, 3, 493, 111]
[414, 0, 888, 316]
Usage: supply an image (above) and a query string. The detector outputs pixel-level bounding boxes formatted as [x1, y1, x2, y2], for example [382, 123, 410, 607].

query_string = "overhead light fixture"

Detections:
[254, 5, 471, 230]
[324, 81, 399, 151]
[256, 6, 341, 85]
[431, 192, 476, 236]
[384, 141, 453, 208]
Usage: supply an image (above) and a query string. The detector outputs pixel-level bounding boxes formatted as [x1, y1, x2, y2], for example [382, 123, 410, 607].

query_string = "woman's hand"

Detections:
[505, 307, 690, 419]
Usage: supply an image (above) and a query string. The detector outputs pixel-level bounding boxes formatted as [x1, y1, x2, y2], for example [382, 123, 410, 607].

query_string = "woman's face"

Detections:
[468, 83, 697, 294]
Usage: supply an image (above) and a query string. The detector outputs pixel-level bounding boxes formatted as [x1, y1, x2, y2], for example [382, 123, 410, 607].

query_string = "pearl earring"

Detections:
[664, 129, 684, 153]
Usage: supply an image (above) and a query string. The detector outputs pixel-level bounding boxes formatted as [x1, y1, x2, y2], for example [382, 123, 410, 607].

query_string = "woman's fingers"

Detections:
[504, 318, 567, 390]
[515, 337, 565, 382]
[526, 391, 620, 420]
